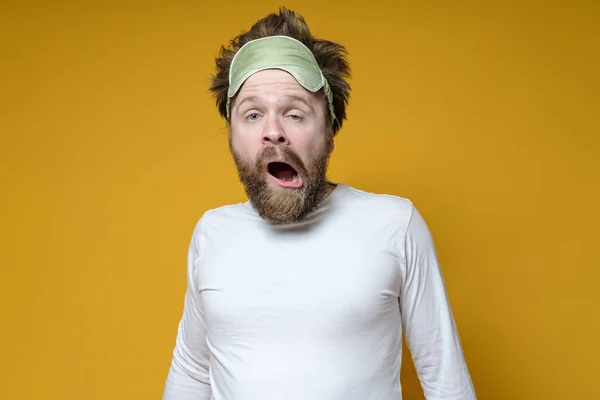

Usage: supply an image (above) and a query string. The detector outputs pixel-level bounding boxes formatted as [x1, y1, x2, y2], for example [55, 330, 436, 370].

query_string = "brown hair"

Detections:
[209, 7, 351, 135]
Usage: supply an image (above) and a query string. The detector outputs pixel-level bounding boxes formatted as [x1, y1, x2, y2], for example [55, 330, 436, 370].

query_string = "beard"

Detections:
[230, 137, 332, 225]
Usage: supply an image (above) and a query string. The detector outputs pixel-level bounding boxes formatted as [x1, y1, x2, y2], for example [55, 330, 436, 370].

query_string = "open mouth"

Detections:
[267, 161, 303, 188]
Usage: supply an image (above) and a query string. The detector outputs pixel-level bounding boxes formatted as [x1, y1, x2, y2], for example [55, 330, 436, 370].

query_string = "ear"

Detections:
[327, 133, 335, 153]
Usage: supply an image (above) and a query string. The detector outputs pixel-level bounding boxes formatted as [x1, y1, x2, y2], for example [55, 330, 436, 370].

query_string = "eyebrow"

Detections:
[235, 95, 313, 113]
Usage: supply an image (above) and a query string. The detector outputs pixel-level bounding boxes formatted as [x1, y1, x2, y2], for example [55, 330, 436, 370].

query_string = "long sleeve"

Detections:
[163, 223, 212, 400]
[399, 205, 477, 399]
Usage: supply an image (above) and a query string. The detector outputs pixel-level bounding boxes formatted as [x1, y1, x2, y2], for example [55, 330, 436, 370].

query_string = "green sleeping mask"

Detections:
[226, 35, 336, 121]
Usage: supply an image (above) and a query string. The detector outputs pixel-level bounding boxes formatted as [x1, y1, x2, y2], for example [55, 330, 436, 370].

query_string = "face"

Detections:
[229, 69, 334, 225]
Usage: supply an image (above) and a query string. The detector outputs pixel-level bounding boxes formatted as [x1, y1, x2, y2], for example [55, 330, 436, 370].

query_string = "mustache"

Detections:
[256, 145, 307, 174]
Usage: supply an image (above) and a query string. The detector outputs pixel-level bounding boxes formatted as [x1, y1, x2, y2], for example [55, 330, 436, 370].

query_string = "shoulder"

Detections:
[338, 184, 416, 226]
[336, 184, 438, 251]
[188, 202, 251, 243]
[201, 202, 249, 225]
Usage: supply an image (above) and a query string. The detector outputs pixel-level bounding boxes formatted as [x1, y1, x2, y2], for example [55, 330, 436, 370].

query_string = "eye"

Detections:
[246, 113, 260, 121]
[289, 114, 301, 121]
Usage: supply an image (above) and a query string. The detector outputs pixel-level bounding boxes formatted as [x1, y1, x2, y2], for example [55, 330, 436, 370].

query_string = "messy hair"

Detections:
[209, 7, 351, 135]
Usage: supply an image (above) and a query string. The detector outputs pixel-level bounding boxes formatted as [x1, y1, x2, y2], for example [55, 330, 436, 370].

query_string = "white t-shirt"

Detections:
[163, 183, 476, 400]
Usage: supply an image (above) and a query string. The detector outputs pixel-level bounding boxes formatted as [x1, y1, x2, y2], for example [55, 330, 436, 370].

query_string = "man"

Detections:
[163, 7, 476, 400]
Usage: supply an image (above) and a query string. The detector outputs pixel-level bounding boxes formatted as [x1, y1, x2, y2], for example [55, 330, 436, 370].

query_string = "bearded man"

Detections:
[163, 7, 476, 400]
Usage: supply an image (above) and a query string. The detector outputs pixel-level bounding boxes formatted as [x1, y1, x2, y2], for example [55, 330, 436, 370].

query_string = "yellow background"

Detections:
[1, 1, 599, 399]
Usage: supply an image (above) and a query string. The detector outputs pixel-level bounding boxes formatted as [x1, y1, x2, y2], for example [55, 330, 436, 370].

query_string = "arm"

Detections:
[163, 222, 211, 400]
[399, 204, 476, 399]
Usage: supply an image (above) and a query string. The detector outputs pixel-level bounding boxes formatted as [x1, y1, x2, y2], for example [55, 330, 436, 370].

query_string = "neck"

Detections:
[324, 181, 338, 199]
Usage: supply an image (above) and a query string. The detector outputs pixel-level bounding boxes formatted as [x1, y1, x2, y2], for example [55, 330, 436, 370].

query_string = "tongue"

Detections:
[270, 162, 296, 182]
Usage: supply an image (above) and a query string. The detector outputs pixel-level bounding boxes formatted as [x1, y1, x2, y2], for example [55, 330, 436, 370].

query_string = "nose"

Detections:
[261, 115, 289, 146]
